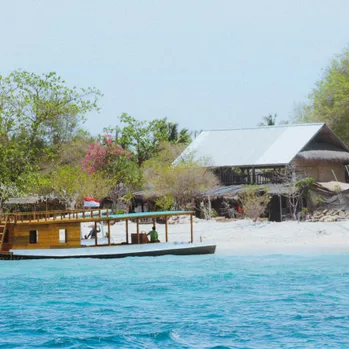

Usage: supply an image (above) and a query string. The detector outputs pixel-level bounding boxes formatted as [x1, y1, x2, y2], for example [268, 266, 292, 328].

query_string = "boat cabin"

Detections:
[0, 209, 198, 259]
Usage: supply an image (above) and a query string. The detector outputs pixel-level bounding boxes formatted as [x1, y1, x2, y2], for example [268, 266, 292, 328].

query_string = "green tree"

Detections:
[239, 185, 270, 221]
[107, 114, 192, 166]
[144, 159, 218, 210]
[56, 129, 94, 167]
[294, 47, 349, 144]
[0, 70, 102, 164]
[112, 113, 169, 167]
[258, 113, 277, 126]
[38, 165, 113, 209]
[166, 122, 191, 144]
[0, 70, 101, 205]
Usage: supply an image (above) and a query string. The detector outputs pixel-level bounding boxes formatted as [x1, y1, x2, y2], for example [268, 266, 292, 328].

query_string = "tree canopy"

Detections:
[258, 113, 277, 126]
[0, 70, 199, 211]
[0, 70, 101, 206]
[294, 47, 349, 144]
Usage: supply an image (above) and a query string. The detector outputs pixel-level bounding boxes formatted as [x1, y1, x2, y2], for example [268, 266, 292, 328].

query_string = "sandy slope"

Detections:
[81, 218, 349, 254]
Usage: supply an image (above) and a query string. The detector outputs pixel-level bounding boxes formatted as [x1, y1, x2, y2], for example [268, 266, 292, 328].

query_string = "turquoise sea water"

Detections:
[1, 254, 349, 348]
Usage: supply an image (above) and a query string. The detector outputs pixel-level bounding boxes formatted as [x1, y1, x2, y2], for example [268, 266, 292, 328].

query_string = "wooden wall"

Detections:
[293, 158, 345, 182]
[11, 222, 81, 250]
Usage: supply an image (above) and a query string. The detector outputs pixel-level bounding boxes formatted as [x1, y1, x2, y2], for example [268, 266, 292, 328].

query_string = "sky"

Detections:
[1, 0, 349, 135]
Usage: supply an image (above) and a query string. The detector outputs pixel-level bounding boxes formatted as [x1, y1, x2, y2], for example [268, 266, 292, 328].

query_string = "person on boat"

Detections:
[147, 226, 160, 243]
[86, 225, 100, 239]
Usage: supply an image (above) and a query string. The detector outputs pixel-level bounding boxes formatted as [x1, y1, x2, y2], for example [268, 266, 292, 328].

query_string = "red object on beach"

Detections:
[84, 197, 100, 203]
[84, 197, 100, 207]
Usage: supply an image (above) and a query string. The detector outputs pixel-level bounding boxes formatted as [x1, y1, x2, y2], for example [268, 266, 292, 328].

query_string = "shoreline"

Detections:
[81, 219, 349, 255]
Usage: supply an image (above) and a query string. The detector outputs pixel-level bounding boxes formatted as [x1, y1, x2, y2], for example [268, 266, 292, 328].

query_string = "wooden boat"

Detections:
[0, 210, 216, 260]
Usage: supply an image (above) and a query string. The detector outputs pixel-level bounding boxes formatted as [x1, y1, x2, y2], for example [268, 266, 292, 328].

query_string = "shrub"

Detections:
[314, 196, 325, 205]
[155, 195, 174, 211]
[239, 186, 270, 221]
[300, 208, 308, 215]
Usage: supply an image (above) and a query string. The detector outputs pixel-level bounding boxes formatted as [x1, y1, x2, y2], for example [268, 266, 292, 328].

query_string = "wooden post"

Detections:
[94, 221, 98, 246]
[137, 218, 140, 244]
[190, 214, 193, 243]
[152, 217, 156, 228]
[279, 195, 282, 222]
[108, 221, 111, 246]
[165, 216, 168, 242]
[126, 219, 129, 244]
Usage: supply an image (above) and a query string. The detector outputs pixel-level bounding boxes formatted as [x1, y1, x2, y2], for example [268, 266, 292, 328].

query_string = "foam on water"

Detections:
[1, 253, 349, 348]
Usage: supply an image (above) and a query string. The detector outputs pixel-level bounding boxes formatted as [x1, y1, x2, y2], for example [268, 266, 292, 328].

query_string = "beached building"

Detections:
[174, 123, 349, 220]
[174, 123, 349, 184]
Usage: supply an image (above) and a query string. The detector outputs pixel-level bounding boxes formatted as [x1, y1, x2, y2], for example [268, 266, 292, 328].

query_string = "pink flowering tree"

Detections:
[83, 134, 141, 212]
[83, 134, 129, 174]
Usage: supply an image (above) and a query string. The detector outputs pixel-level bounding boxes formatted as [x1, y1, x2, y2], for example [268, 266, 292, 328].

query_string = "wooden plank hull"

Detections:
[0, 243, 216, 260]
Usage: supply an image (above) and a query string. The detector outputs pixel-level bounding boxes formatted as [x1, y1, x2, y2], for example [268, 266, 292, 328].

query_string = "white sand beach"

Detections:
[81, 218, 349, 255]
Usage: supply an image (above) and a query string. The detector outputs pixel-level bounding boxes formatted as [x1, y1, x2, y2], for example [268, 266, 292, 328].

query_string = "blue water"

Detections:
[1, 254, 349, 349]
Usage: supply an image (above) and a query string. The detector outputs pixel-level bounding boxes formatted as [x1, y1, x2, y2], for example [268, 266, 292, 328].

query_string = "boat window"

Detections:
[29, 230, 38, 244]
[59, 229, 67, 243]
[3, 229, 9, 243]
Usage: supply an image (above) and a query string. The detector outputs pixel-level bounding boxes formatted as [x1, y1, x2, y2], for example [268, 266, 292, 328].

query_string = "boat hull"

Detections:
[1, 243, 216, 260]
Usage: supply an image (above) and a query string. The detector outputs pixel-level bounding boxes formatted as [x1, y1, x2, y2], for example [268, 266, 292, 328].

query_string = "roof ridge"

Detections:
[202, 123, 324, 132]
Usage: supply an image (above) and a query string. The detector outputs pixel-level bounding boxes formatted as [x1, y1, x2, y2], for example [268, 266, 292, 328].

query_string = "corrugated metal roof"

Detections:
[174, 123, 325, 167]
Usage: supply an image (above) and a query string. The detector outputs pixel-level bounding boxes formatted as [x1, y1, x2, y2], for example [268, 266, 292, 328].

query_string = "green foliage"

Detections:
[0, 70, 101, 208]
[113, 113, 169, 167]
[0, 69, 196, 211]
[314, 196, 325, 204]
[166, 122, 191, 144]
[155, 194, 174, 211]
[239, 185, 270, 221]
[56, 129, 94, 167]
[295, 177, 315, 195]
[300, 207, 309, 215]
[107, 114, 192, 167]
[0, 70, 102, 157]
[294, 47, 349, 144]
[258, 113, 277, 126]
[144, 160, 218, 210]
[143, 141, 187, 168]
[38, 165, 113, 209]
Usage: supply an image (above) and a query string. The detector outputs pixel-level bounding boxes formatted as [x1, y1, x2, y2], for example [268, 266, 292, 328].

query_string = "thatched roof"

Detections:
[316, 181, 349, 192]
[296, 150, 349, 162]
[201, 183, 292, 199]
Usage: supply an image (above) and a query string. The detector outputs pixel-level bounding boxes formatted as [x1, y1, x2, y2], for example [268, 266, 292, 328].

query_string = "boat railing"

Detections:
[0, 208, 111, 224]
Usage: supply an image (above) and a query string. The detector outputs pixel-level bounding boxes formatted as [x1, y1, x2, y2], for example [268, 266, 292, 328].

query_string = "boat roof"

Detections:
[4, 209, 194, 225]
[107, 210, 193, 220]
